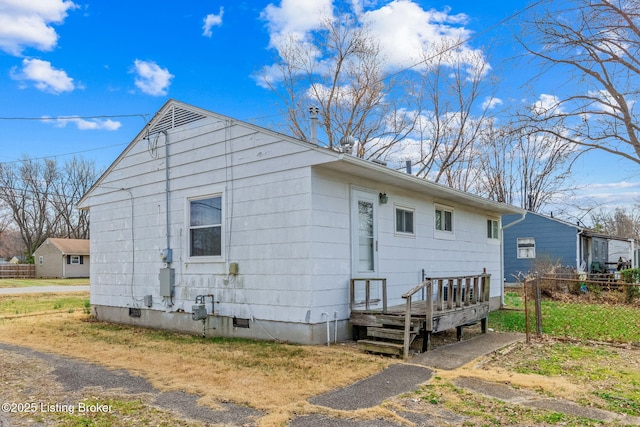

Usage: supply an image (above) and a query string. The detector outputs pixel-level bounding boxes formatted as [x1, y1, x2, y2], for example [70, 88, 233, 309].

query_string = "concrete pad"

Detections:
[411, 332, 524, 370]
[310, 364, 432, 410]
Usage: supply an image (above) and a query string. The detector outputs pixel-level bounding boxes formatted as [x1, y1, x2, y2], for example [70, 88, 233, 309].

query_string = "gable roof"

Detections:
[39, 238, 90, 255]
[78, 99, 524, 216]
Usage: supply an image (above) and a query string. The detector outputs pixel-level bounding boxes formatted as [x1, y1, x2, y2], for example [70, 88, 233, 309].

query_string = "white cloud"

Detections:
[259, 0, 489, 82]
[203, 7, 224, 37]
[532, 93, 563, 116]
[361, 1, 474, 70]
[0, 0, 76, 55]
[482, 97, 502, 110]
[131, 59, 174, 96]
[10, 58, 75, 93]
[261, 0, 333, 49]
[41, 116, 122, 130]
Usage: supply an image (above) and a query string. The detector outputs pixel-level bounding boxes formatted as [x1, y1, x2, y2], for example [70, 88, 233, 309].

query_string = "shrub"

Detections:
[621, 268, 640, 284]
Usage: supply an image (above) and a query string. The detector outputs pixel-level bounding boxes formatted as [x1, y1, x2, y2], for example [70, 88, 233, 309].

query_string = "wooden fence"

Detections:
[0, 264, 35, 278]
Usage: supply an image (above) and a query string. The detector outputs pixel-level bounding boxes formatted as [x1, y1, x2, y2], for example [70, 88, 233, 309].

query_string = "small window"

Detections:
[517, 237, 536, 259]
[487, 219, 499, 239]
[189, 195, 222, 257]
[70, 255, 80, 264]
[435, 207, 453, 232]
[395, 207, 414, 235]
[39, 256, 44, 265]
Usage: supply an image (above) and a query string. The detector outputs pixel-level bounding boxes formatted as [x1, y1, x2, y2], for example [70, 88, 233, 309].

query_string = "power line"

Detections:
[0, 142, 129, 166]
[0, 114, 150, 121]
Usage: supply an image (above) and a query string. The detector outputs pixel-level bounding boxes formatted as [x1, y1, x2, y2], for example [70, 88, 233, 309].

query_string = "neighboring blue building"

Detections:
[502, 212, 636, 282]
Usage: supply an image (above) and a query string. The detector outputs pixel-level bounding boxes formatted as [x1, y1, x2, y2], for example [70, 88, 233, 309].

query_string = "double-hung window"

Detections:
[487, 219, 499, 239]
[395, 206, 414, 235]
[435, 206, 453, 232]
[189, 195, 222, 258]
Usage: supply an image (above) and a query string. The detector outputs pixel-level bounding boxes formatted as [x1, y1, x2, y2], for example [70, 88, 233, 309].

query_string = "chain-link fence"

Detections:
[502, 272, 640, 345]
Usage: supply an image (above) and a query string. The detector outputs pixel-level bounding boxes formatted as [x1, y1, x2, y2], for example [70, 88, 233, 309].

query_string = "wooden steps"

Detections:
[356, 315, 422, 357]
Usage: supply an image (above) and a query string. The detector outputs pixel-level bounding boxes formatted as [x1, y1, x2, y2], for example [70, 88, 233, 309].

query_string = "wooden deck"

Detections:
[349, 272, 491, 359]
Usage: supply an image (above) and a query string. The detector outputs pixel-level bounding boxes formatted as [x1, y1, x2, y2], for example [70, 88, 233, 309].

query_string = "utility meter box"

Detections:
[192, 304, 208, 321]
[159, 268, 175, 297]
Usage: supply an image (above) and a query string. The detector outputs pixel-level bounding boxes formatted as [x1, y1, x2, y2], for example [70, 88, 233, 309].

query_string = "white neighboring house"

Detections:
[77, 100, 524, 344]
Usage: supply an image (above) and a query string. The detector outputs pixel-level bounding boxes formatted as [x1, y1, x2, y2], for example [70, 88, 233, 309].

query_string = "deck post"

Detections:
[365, 280, 370, 311]
[403, 297, 412, 360]
[382, 278, 387, 313]
[483, 274, 491, 302]
[425, 279, 433, 350]
[349, 279, 355, 311]
[464, 277, 471, 306]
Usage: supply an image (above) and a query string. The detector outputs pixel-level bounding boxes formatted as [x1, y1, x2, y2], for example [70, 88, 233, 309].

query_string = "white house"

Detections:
[77, 100, 524, 345]
[33, 238, 90, 278]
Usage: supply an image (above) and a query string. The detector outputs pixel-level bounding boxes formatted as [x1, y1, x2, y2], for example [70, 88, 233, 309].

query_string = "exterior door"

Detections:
[351, 189, 378, 278]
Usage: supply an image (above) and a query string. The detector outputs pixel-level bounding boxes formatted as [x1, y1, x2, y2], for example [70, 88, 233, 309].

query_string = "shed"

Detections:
[33, 238, 90, 278]
[77, 100, 523, 345]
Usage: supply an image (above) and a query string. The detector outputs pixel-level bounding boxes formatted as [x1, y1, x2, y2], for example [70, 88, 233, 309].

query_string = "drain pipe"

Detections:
[333, 311, 338, 343]
[501, 211, 527, 306]
[321, 312, 330, 346]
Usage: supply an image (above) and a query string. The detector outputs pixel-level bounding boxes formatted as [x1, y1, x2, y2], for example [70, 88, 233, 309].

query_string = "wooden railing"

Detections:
[349, 278, 387, 312]
[401, 271, 491, 360]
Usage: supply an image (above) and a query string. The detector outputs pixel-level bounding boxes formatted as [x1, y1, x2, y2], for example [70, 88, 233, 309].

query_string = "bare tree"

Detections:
[365, 37, 498, 192]
[519, 0, 640, 164]
[0, 156, 97, 258]
[591, 206, 640, 238]
[50, 156, 97, 239]
[0, 157, 57, 257]
[476, 116, 578, 211]
[475, 122, 518, 205]
[259, 15, 417, 154]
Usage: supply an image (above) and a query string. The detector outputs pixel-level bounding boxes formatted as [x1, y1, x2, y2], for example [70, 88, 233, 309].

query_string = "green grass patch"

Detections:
[0, 293, 89, 316]
[490, 301, 640, 343]
[0, 278, 88, 288]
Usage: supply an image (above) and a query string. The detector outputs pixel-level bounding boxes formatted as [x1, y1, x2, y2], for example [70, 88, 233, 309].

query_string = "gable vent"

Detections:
[149, 105, 207, 134]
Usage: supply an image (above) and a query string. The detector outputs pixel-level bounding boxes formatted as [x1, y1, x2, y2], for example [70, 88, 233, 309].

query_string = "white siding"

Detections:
[86, 117, 331, 324]
[309, 168, 502, 316]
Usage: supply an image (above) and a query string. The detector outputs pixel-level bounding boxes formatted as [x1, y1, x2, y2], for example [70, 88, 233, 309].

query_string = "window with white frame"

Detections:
[487, 219, 499, 239]
[39, 256, 43, 265]
[70, 255, 81, 264]
[435, 206, 453, 232]
[395, 206, 414, 235]
[189, 195, 222, 257]
[517, 237, 536, 259]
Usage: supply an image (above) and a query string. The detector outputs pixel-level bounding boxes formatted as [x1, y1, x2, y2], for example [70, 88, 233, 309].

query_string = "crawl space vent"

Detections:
[233, 317, 250, 328]
[149, 105, 207, 134]
[128, 307, 142, 318]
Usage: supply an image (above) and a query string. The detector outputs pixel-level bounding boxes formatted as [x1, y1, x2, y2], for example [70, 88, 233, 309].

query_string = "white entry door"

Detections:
[351, 189, 378, 278]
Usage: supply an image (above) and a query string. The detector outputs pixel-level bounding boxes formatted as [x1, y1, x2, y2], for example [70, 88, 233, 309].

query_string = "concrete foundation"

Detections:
[91, 305, 350, 345]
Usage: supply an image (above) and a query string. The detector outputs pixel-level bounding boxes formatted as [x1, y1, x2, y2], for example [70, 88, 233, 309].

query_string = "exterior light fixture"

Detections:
[379, 192, 388, 204]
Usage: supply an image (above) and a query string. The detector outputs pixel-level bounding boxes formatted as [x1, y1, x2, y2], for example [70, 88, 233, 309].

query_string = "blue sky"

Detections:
[0, 0, 638, 224]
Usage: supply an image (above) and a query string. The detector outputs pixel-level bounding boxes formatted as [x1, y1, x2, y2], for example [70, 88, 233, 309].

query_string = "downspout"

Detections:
[577, 227, 585, 272]
[500, 212, 527, 306]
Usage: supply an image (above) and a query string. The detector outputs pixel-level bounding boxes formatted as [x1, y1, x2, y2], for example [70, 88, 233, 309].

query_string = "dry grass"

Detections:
[0, 298, 391, 424]
[2, 292, 639, 426]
